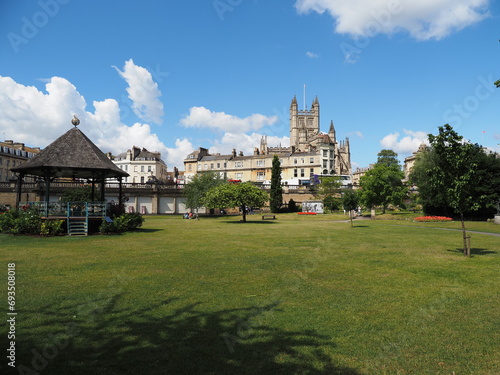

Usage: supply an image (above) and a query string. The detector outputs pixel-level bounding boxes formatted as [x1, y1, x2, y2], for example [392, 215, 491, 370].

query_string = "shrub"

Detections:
[0, 208, 42, 235]
[99, 213, 144, 234]
[40, 220, 64, 236]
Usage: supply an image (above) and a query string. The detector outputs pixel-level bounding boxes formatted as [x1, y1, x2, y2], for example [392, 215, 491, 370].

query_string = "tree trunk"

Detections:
[460, 213, 469, 257]
[350, 210, 353, 228]
[242, 207, 247, 223]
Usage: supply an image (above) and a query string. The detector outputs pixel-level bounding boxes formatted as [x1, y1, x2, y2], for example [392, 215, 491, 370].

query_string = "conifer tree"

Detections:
[270, 155, 283, 213]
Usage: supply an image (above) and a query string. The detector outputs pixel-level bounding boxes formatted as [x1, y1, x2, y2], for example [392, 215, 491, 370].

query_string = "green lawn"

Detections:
[1, 214, 499, 374]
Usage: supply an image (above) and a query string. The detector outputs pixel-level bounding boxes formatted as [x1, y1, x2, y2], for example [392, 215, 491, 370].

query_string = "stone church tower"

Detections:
[289, 95, 351, 175]
[290, 95, 320, 150]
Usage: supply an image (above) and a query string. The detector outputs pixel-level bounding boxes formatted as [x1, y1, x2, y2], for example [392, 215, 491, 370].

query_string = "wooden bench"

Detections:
[262, 215, 276, 220]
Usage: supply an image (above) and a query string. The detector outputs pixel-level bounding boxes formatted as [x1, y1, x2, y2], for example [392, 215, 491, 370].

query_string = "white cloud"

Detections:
[295, 0, 490, 40]
[380, 129, 428, 156]
[209, 132, 290, 157]
[180, 106, 279, 133]
[306, 51, 319, 58]
[113, 59, 164, 125]
[0, 74, 189, 168]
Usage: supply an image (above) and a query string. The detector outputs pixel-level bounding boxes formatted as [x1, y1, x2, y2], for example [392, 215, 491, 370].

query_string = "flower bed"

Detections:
[414, 216, 453, 222]
[297, 212, 317, 215]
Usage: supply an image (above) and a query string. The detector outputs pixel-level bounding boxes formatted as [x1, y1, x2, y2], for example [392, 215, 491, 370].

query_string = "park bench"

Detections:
[262, 215, 276, 220]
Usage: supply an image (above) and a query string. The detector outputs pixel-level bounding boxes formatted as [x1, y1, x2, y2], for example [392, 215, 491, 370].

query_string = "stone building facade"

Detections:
[0, 140, 40, 183]
[109, 146, 168, 184]
[184, 96, 351, 185]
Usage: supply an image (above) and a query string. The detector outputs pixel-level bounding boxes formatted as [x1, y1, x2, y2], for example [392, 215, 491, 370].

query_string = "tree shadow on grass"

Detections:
[223, 220, 278, 225]
[14, 296, 362, 375]
[447, 247, 497, 256]
[133, 228, 163, 233]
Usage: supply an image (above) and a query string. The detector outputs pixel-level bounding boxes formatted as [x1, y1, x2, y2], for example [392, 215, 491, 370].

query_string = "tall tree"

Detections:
[269, 155, 283, 213]
[376, 149, 400, 168]
[413, 125, 494, 256]
[359, 150, 407, 213]
[203, 182, 268, 223]
[184, 171, 226, 212]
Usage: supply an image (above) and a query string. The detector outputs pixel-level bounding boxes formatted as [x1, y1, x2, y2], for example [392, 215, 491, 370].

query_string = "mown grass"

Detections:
[1, 214, 499, 374]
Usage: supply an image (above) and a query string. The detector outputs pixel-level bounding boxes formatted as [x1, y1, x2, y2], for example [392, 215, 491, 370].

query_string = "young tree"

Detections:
[411, 139, 500, 219]
[418, 125, 489, 256]
[270, 155, 283, 213]
[203, 182, 268, 222]
[359, 150, 407, 214]
[342, 189, 359, 227]
[184, 171, 226, 213]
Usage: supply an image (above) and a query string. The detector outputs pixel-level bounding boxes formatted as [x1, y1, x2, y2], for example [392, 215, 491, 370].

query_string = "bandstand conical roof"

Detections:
[12, 124, 128, 180]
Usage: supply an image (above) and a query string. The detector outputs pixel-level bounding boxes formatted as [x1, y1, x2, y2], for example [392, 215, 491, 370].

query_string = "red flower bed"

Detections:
[298, 212, 317, 215]
[414, 216, 453, 222]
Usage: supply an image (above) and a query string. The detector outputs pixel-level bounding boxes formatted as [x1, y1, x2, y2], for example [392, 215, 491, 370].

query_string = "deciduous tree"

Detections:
[184, 171, 226, 213]
[412, 124, 497, 256]
[359, 150, 407, 213]
[342, 189, 359, 227]
[203, 182, 268, 222]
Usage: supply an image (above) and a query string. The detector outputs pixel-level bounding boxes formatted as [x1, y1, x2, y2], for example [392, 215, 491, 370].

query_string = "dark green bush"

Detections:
[0, 208, 42, 235]
[99, 213, 144, 234]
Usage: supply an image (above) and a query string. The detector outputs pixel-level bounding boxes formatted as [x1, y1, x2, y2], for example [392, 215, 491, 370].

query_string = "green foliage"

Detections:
[269, 155, 283, 213]
[323, 195, 341, 212]
[61, 186, 102, 202]
[359, 150, 407, 213]
[316, 176, 341, 198]
[342, 189, 360, 227]
[40, 219, 64, 236]
[185, 171, 226, 211]
[342, 190, 359, 212]
[411, 124, 497, 256]
[100, 213, 145, 234]
[0, 208, 42, 235]
[203, 182, 268, 222]
[411, 134, 500, 219]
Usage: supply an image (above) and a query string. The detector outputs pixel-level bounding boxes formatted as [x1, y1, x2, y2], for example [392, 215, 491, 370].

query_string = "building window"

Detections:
[223, 163, 227, 168]
[217, 163, 220, 168]
[204, 164, 208, 170]
[257, 172, 265, 180]
[141, 166, 145, 172]
[198, 164, 201, 170]
[236, 173, 243, 179]
[310, 168, 314, 176]
[235, 161, 243, 168]
[188, 164, 192, 171]
[300, 169, 305, 177]
[310, 157, 314, 163]
[294, 158, 298, 164]
[256, 160, 265, 167]
[148, 166, 152, 172]
[330, 150, 334, 159]
[294, 169, 298, 178]
[210, 163, 214, 169]
[323, 160, 328, 168]
[140, 176, 144, 183]
[301, 158, 305, 164]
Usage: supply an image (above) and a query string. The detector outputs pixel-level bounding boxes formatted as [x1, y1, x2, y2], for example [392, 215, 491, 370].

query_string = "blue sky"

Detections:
[1, 0, 499, 170]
